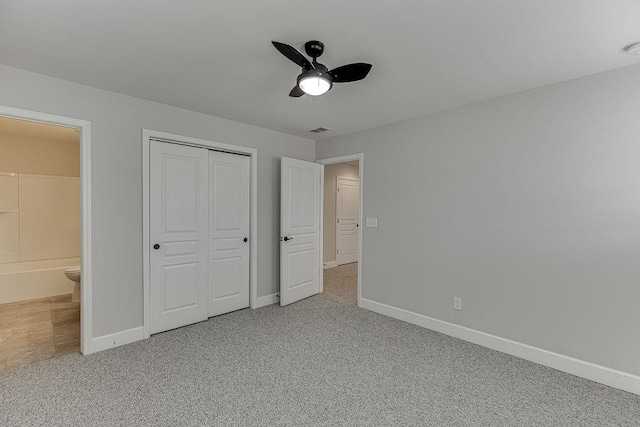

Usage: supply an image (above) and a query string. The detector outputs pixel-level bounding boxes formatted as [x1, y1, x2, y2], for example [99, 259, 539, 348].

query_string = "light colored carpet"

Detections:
[1, 293, 640, 426]
[322, 262, 358, 305]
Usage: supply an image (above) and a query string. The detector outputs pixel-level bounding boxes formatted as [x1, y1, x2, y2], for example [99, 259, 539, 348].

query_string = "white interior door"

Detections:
[280, 157, 323, 306]
[209, 151, 250, 316]
[150, 141, 209, 334]
[336, 177, 359, 265]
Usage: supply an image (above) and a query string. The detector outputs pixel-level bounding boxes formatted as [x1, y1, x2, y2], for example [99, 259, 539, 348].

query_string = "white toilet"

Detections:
[64, 266, 81, 302]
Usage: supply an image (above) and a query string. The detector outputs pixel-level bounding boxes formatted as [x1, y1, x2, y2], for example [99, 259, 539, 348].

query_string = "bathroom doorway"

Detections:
[0, 106, 92, 370]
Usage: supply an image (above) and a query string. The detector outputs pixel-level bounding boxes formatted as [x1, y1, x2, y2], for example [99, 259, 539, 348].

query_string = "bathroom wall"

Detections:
[0, 133, 80, 177]
[0, 121, 81, 303]
[0, 173, 80, 303]
[19, 175, 80, 261]
[0, 174, 80, 264]
[0, 173, 19, 265]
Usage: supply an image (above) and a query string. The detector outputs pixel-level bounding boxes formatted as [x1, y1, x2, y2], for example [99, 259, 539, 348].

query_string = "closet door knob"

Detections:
[243, 237, 248, 243]
[283, 236, 293, 241]
[153, 244, 160, 250]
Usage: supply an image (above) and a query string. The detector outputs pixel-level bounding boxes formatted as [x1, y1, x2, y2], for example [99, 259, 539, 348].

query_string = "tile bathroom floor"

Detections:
[0, 294, 80, 372]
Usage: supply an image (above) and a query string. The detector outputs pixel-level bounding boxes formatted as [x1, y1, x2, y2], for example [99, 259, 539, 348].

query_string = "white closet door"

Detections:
[280, 157, 323, 306]
[209, 151, 250, 316]
[150, 141, 209, 334]
[336, 177, 359, 265]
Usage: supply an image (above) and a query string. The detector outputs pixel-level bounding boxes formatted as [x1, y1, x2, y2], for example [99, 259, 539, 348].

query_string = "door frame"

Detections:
[316, 154, 363, 307]
[0, 105, 93, 354]
[142, 129, 258, 338]
[335, 176, 359, 266]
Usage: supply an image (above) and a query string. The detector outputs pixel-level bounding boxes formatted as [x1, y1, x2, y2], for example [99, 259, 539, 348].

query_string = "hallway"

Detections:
[323, 262, 357, 305]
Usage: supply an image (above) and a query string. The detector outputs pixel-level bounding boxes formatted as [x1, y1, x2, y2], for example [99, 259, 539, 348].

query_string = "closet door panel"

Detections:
[150, 141, 209, 334]
[209, 151, 250, 316]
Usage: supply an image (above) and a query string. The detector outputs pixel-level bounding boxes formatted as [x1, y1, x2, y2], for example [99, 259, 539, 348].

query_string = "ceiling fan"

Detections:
[272, 40, 372, 97]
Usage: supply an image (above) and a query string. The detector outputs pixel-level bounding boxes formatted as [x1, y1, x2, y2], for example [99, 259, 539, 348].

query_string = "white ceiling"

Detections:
[1, 0, 639, 140]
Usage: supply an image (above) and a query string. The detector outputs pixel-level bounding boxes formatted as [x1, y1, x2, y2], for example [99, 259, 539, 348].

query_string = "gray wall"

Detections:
[317, 64, 640, 376]
[0, 64, 315, 338]
[322, 162, 359, 264]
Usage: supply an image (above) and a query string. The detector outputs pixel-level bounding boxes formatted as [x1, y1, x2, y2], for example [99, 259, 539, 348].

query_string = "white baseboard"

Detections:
[90, 326, 144, 354]
[254, 292, 280, 308]
[323, 261, 337, 269]
[359, 298, 640, 396]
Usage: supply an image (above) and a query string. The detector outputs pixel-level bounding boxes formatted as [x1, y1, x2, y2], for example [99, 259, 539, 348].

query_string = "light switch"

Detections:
[365, 217, 378, 228]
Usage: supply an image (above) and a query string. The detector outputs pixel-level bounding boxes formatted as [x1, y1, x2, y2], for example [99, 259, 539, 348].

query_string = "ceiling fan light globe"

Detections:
[298, 70, 332, 96]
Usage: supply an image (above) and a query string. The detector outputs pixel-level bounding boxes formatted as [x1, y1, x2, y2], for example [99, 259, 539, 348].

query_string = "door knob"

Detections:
[153, 244, 160, 250]
[243, 237, 248, 242]
[283, 236, 294, 241]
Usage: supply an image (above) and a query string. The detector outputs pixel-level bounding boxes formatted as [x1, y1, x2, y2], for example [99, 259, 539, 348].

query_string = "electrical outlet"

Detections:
[453, 297, 462, 311]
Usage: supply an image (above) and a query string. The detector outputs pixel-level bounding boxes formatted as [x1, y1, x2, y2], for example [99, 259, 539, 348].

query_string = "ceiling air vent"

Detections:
[309, 127, 331, 134]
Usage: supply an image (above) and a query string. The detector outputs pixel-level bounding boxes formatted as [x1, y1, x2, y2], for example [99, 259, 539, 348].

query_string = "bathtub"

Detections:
[0, 257, 80, 304]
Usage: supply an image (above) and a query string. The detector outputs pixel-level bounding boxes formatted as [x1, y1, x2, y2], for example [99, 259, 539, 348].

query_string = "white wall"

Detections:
[19, 175, 80, 262]
[0, 64, 315, 338]
[322, 162, 359, 263]
[317, 63, 640, 377]
[0, 173, 80, 268]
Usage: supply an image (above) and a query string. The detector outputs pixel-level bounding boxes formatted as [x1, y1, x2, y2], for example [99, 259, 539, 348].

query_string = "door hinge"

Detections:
[337, 219, 340, 223]
[336, 249, 339, 254]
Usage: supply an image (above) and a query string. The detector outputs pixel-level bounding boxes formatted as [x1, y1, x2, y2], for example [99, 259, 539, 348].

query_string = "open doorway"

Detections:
[317, 154, 363, 307]
[0, 116, 81, 370]
[0, 105, 92, 369]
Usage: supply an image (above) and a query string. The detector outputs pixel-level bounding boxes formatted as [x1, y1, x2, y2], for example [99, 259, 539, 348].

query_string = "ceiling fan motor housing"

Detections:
[305, 40, 324, 58]
[297, 69, 332, 83]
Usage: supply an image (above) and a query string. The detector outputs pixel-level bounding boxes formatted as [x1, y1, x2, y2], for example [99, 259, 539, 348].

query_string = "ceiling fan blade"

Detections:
[289, 85, 304, 97]
[272, 41, 313, 70]
[329, 63, 372, 83]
